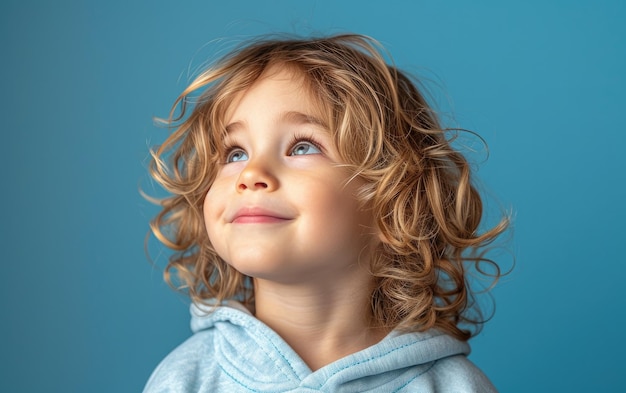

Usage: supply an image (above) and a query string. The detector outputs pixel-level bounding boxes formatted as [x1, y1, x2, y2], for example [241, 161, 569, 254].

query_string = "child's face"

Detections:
[203, 67, 380, 285]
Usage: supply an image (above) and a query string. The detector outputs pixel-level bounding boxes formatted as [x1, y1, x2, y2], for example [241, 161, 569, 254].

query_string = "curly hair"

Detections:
[148, 34, 509, 341]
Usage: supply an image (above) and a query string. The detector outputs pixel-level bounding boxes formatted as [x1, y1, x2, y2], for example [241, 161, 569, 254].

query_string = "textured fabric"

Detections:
[143, 302, 497, 392]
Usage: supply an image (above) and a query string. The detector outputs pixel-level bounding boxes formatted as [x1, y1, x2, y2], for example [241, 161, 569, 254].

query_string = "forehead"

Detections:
[221, 65, 329, 130]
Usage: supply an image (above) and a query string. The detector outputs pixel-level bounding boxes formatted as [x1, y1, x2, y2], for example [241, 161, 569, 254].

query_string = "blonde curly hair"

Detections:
[149, 34, 509, 341]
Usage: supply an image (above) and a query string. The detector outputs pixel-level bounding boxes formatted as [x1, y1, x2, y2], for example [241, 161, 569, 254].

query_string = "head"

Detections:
[149, 34, 508, 340]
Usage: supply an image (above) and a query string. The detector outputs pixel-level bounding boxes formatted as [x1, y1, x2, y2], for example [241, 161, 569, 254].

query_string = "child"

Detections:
[144, 34, 508, 392]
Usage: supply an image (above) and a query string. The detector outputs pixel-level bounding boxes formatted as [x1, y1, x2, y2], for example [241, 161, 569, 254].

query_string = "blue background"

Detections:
[1, 1, 624, 392]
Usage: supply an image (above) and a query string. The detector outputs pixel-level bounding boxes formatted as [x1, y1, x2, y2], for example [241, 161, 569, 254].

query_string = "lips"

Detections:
[230, 207, 292, 224]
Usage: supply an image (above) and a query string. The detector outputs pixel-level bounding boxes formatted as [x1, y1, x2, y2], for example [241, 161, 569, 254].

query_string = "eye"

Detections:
[226, 148, 249, 163]
[290, 141, 322, 156]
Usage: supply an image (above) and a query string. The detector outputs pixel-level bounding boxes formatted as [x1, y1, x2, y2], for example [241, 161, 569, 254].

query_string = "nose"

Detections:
[236, 159, 279, 192]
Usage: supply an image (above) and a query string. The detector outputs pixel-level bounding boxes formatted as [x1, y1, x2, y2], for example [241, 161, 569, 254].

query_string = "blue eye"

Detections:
[226, 148, 248, 163]
[290, 142, 321, 156]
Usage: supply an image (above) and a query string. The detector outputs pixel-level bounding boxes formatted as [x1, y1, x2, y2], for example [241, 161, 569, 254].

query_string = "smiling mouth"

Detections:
[232, 215, 290, 224]
[230, 207, 292, 224]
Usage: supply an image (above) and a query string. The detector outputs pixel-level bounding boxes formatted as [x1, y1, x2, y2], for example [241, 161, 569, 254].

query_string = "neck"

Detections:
[253, 273, 389, 371]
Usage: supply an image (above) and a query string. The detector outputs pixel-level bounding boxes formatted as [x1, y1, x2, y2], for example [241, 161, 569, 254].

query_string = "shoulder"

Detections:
[380, 330, 497, 392]
[142, 302, 259, 393]
[421, 354, 498, 393]
[142, 330, 217, 393]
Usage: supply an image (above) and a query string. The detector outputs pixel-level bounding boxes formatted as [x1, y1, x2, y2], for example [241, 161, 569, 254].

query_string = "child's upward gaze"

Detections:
[144, 34, 509, 392]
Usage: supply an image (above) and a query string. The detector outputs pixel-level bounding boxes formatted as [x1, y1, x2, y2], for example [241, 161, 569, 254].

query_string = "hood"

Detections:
[190, 301, 470, 392]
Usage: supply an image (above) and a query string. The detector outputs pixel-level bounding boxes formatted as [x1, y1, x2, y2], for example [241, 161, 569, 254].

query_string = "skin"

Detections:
[203, 66, 388, 370]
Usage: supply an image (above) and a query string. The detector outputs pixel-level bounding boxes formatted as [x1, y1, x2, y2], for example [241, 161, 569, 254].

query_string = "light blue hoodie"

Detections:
[143, 302, 497, 392]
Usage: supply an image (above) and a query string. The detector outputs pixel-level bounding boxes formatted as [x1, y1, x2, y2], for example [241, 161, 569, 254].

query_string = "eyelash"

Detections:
[221, 142, 245, 164]
[288, 133, 325, 155]
[221, 133, 325, 163]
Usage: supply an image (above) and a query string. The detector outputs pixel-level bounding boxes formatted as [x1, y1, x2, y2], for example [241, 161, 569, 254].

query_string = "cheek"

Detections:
[327, 181, 377, 243]
[203, 190, 232, 264]
[204, 176, 231, 213]
[301, 180, 370, 236]
[203, 183, 225, 240]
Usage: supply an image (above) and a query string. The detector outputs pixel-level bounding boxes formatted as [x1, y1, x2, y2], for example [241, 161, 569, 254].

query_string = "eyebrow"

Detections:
[225, 110, 328, 133]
